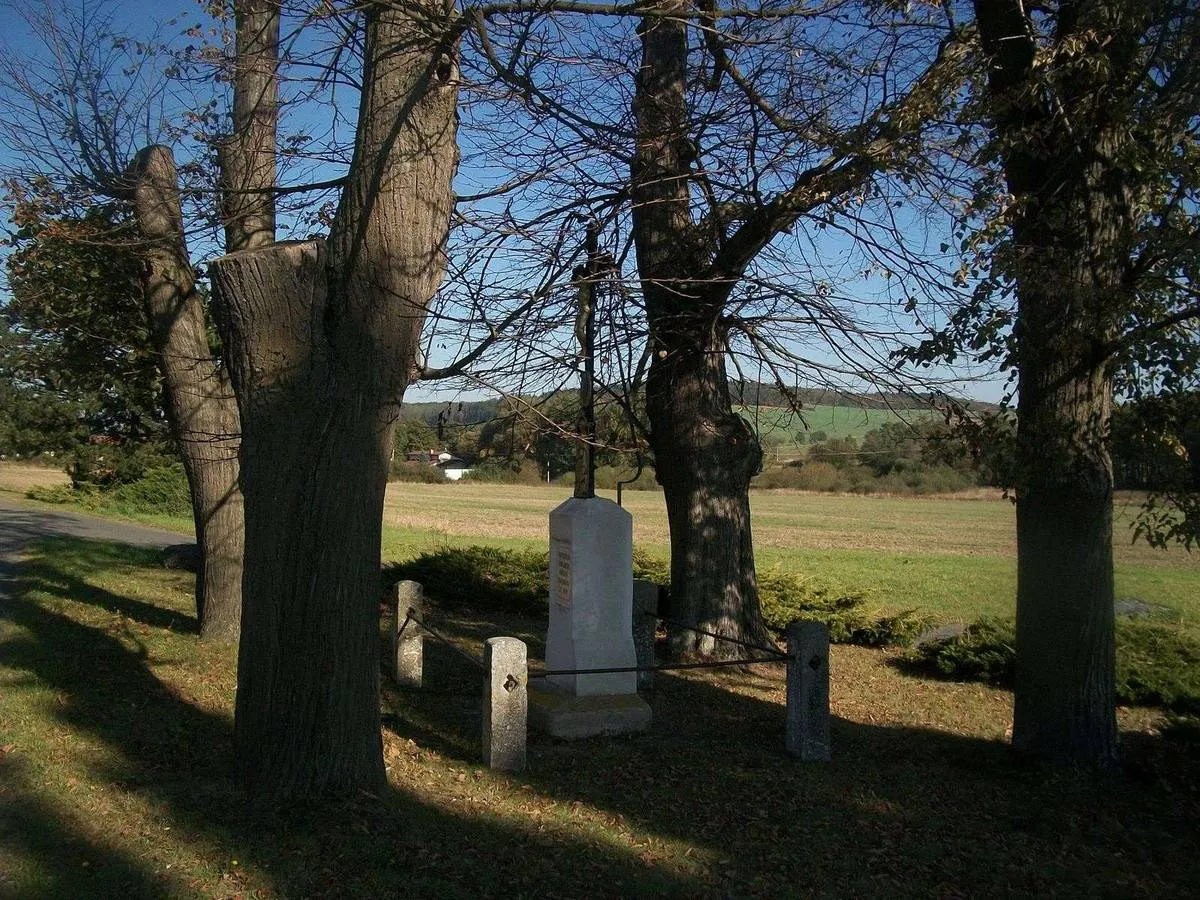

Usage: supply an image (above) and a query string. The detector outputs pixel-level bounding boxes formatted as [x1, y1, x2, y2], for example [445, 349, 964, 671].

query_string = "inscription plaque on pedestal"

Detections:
[552, 539, 572, 609]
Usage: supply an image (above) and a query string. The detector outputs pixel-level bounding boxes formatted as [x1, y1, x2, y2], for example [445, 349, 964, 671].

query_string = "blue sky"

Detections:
[0, 0, 1010, 408]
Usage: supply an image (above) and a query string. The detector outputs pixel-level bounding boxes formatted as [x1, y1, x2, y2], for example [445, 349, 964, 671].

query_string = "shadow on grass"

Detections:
[3, 539, 199, 635]
[0, 542, 700, 898]
[4, 538, 1200, 897]
[383, 613, 1200, 897]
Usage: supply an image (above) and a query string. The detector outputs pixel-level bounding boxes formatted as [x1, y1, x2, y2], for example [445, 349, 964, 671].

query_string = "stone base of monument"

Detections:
[528, 687, 651, 740]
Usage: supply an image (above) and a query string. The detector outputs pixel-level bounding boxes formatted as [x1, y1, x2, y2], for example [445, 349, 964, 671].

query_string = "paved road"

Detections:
[0, 497, 186, 589]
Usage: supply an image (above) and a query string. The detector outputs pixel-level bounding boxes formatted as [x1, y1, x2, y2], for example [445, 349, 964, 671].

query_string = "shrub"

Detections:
[595, 465, 659, 492]
[68, 441, 178, 488]
[1117, 619, 1200, 714]
[795, 461, 849, 491]
[906, 616, 1200, 713]
[756, 569, 932, 647]
[383, 544, 923, 648]
[386, 545, 550, 615]
[753, 461, 848, 491]
[389, 461, 446, 484]
[754, 460, 979, 494]
[104, 464, 192, 517]
[868, 464, 977, 495]
[806, 436, 860, 469]
[461, 459, 543, 485]
[552, 465, 660, 491]
[631, 547, 670, 585]
[29, 464, 191, 518]
[909, 617, 1016, 684]
[26, 483, 85, 504]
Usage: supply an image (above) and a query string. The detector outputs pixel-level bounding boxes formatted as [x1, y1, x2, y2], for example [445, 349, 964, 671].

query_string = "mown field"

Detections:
[2, 537, 1198, 898]
[736, 404, 937, 459]
[4, 462, 1197, 633]
[379, 482, 1199, 633]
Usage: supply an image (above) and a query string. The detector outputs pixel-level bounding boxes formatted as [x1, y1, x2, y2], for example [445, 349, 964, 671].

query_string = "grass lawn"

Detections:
[2, 538, 1198, 897]
[735, 403, 937, 449]
[4, 462, 1197, 633]
[379, 482, 1199, 633]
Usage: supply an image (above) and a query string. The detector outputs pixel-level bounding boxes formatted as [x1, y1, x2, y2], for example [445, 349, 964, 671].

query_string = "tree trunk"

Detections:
[128, 145, 243, 644]
[216, 0, 279, 253]
[630, 5, 770, 657]
[212, 1, 459, 799]
[213, 240, 391, 796]
[1007, 184, 1125, 764]
[646, 318, 770, 657]
[975, 0, 1142, 766]
[1012, 294, 1119, 766]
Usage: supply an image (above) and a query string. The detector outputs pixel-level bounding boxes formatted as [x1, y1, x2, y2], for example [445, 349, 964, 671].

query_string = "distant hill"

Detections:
[399, 398, 502, 427]
[399, 381, 997, 437]
[729, 381, 999, 413]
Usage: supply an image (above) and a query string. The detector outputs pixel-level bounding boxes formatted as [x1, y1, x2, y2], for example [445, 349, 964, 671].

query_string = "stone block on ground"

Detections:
[388, 580, 424, 687]
[528, 688, 651, 740]
[161, 543, 200, 572]
[483, 637, 527, 772]
[786, 620, 831, 762]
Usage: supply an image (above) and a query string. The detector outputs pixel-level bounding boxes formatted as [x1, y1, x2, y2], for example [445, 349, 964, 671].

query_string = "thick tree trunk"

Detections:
[646, 321, 770, 657]
[1012, 303, 1119, 766]
[213, 1, 458, 799]
[214, 240, 391, 796]
[630, 4, 770, 657]
[128, 145, 243, 644]
[975, 0, 1141, 766]
[1007, 180, 1125, 765]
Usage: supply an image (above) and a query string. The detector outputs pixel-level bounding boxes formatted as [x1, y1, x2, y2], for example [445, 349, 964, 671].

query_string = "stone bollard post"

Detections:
[388, 580, 424, 687]
[483, 637, 527, 772]
[785, 620, 831, 761]
[632, 580, 659, 693]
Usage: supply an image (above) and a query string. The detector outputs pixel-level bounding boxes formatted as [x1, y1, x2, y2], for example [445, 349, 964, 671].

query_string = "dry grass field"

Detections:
[0, 461, 69, 494]
[382, 481, 1186, 566]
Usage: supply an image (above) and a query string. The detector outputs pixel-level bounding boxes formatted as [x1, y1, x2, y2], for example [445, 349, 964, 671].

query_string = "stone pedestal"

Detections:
[546, 497, 638, 696]
[533, 496, 650, 739]
[483, 637, 527, 772]
[388, 580, 424, 687]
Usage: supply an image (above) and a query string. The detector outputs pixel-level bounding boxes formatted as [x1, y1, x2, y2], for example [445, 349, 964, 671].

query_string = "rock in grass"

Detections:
[162, 543, 199, 572]
[1114, 598, 1163, 620]
[913, 622, 967, 649]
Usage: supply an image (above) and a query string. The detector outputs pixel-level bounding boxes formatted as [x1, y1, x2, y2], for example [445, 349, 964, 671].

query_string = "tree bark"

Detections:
[975, 0, 1144, 766]
[128, 145, 243, 644]
[630, 4, 771, 657]
[647, 315, 770, 656]
[213, 1, 459, 799]
[216, 0, 279, 253]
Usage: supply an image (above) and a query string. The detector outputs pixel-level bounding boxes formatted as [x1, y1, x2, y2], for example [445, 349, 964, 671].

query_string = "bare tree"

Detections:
[446, 1, 970, 656]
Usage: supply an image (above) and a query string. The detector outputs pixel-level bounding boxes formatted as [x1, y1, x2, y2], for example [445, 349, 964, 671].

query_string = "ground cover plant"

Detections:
[387, 547, 930, 647]
[908, 618, 1200, 715]
[2, 537, 1198, 897]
